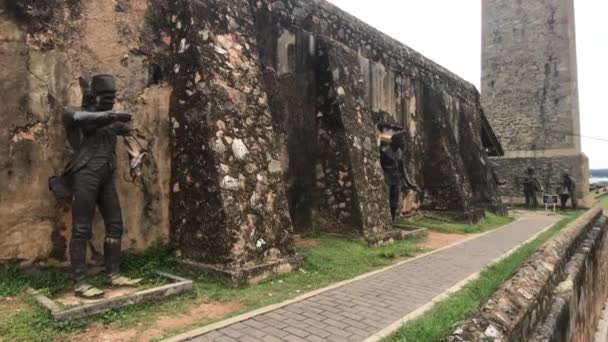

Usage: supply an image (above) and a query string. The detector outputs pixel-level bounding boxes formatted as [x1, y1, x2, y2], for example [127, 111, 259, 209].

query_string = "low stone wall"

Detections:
[447, 207, 606, 341]
[531, 217, 608, 342]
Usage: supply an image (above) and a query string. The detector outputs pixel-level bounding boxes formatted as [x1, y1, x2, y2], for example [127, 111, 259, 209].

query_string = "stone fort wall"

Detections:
[252, 0, 504, 224]
[0, 0, 503, 275]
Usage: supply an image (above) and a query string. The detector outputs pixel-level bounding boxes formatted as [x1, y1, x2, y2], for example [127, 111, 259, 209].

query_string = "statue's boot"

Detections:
[104, 237, 142, 287]
[109, 275, 143, 287]
[75, 284, 105, 299]
[71, 238, 104, 299]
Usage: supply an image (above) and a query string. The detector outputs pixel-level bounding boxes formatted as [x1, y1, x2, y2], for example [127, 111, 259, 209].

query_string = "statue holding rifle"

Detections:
[49, 74, 146, 298]
[380, 131, 422, 222]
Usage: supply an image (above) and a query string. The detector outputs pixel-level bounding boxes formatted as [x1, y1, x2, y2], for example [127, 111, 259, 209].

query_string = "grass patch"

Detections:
[0, 266, 71, 299]
[598, 196, 608, 210]
[385, 209, 585, 342]
[0, 235, 423, 341]
[397, 211, 514, 234]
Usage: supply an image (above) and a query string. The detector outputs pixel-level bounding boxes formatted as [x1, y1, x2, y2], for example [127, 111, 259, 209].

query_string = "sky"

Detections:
[326, 0, 608, 169]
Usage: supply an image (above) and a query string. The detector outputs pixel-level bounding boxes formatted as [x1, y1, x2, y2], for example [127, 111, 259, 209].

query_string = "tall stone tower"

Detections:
[482, 0, 590, 205]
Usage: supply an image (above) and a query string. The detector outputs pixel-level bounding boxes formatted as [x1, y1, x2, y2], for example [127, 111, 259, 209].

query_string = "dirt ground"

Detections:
[70, 301, 244, 342]
[421, 231, 472, 250]
[294, 236, 319, 249]
[0, 296, 27, 315]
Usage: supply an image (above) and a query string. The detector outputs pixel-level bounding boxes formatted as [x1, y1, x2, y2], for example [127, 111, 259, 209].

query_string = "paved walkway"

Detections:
[176, 215, 560, 342]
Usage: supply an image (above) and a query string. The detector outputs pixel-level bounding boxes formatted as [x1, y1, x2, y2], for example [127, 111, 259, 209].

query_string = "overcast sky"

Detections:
[326, 0, 608, 169]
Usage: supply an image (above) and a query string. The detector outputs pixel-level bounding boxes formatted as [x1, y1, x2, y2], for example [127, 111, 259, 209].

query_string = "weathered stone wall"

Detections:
[0, 0, 504, 267]
[259, 31, 319, 233]
[0, 0, 171, 265]
[531, 220, 608, 342]
[314, 38, 393, 239]
[482, 0, 590, 205]
[448, 208, 607, 342]
[250, 0, 504, 225]
[168, 0, 301, 280]
[482, 0, 580, 152]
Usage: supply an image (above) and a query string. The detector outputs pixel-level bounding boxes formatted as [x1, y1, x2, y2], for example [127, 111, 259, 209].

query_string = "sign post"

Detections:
[543, 194, 558, 212]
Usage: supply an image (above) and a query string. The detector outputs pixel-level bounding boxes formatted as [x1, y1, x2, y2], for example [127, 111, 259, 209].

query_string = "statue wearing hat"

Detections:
[380, 131, 422, 221]
[50, 74, 142, 298]
[522, 167, 543, 208]
[560, 172, 577, 210]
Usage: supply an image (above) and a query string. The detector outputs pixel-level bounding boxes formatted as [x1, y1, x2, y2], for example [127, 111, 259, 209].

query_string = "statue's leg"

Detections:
[389, 183, 399, 222]
[532, 191, 538, 208]
[97, 171, 123, 280]
[98, 171, 141, 286]
[560, 195, 567, 210]
[70, 166, 103, 292]
[571, 192, 578, 209]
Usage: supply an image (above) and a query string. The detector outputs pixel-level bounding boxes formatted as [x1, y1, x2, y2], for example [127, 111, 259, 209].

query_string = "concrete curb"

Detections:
[162, 218, 525, 342]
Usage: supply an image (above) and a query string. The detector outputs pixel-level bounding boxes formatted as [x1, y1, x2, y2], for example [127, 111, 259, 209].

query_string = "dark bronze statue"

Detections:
[51, 75, 142, 298]
[380, 132, 421, 221]
[560, 172, 577, 210]
[522, 167, 543, 208]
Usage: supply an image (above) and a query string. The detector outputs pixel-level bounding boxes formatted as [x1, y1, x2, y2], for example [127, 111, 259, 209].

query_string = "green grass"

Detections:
[385, 209, 585, 342]
[598, 196, 608, 210]
[397, 211, 514, 234]
[0, 235, 423, 341]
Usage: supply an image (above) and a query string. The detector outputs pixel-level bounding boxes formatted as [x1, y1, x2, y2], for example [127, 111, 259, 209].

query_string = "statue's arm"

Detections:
[399, 158, 421, 192]
[64, 107, 132, 132]
[74, 110, 131, 124]
[535, 179, 544, 192]
[109, 121, 134, 136]
[570, 177, 576, 192]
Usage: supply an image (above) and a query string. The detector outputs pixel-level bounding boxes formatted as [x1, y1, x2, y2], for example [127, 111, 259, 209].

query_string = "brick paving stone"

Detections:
[261, 326, 290, 338]
[252, 318, 287, 329]
[242, 320, 266, 330]
[260, 336, 282, 342]
[176, 216, 559, 342]
[326, 335, 353, 342]
[283, 318, 307, 328]
[246, 329, 267, 339]
[302, 318, 327, 328]
[222, 328, 243, 339]
[347, 325, 372, 337]
[306, 327, 332, 338]
[319, 311, 347, 322]
[324, 318, 349, 329]
[214, 336, 238, 342]
[238, 337, 261, 342]
[284, 336, 309, 342]
[305, 334, 328, 342]
[284, 326, 311, 338]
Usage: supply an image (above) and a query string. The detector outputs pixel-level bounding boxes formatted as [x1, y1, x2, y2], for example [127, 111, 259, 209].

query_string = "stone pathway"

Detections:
[173, 215, 560, 342]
